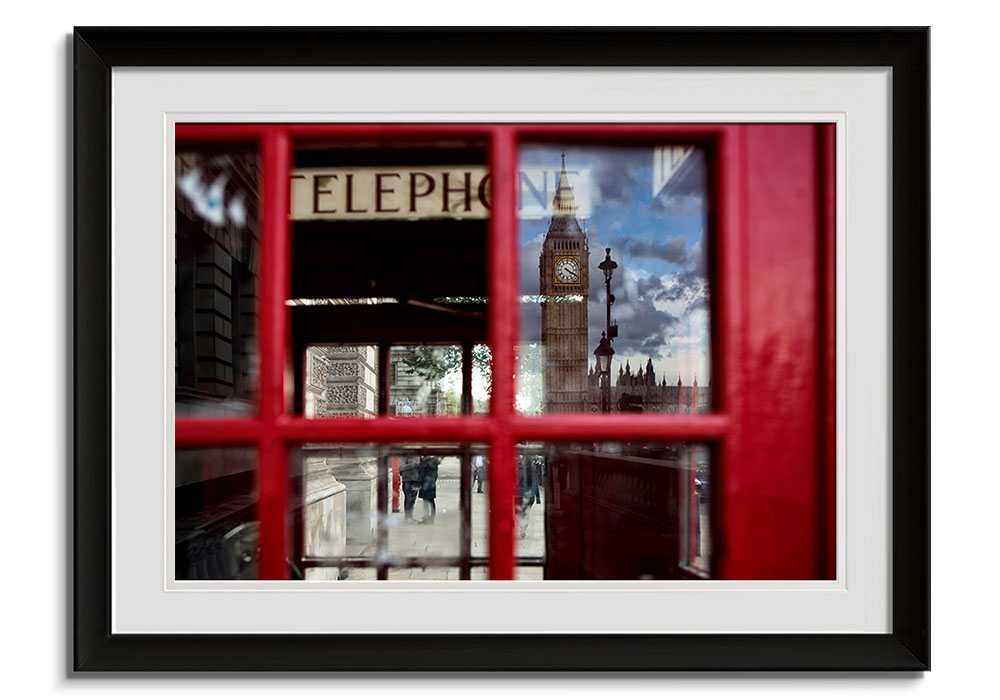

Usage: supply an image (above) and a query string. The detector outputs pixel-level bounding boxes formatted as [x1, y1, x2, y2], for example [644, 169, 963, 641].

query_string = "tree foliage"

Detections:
[399, 345, 493, 396]
[398, 346, 462, 381]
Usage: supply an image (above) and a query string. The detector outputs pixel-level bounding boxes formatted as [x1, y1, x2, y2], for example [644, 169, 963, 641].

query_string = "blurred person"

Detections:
[515, 455, 537, 539]
[396, 404, 421, 522]
[418, 455, 440, 524]
[473, 454, 486, 493]
[399, 454, 421, 522]
[532, 455, 543, 504]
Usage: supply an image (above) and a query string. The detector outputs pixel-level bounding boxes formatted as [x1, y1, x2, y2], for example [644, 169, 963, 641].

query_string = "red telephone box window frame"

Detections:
[174, 122, 836, 581]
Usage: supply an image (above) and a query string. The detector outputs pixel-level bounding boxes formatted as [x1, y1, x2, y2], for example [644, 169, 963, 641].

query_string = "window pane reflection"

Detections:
[541, 441, 711, 579]
[288, 142, 491, 417]
[175, 149, 259, 416]
[303, 344, 379, 417]
[389, 345, 461, 416]
[291, 444, 483, 581]
[517, 145, 711, 415]
[175, 448, 257, 580]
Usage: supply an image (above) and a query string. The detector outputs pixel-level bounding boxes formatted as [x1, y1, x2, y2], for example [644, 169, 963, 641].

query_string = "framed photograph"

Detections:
[74, 27, 929, 671]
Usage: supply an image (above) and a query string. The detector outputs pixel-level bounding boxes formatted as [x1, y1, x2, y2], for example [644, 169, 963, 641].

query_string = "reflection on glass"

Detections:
[304, 345, 379, 417]
[294, 444, 373, 581]
[471, 447, 546, 579]
[389, 345, 461, 416]
[292, 444, 482, 581]
[288, 143, 491, 417]
[300, 344, 490, 418]
[389, 451, 459, 557]
[540, 441, 711, 579]
[389, 567, 461, 581]
[175, 448, 256, 580]
[517, 145, 711, 415]
[307, 567, 375, 581]
[175, 149, 259, 416]
[472, 344, 492, 415]
[515, 449, 546, 559]
[681, 443, 712, 573]
[470, 567, 543, 580]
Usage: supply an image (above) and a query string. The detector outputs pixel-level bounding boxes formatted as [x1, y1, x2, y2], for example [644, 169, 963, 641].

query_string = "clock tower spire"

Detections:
[539, 152, 590, 413]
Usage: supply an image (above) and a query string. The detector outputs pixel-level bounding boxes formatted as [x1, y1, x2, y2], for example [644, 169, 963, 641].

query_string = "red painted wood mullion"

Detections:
[256, 128, 292, 580]
[268, 414, 728, 445]
[713, 125, 747, 580]
[175, 418, 263, 446]
[819, 123, 837, 580]
[176, 123, 271, 144]
[176, 122, 721, 147]
[487, 127, 518, 580]
[275, 416, 494, 443]
[508, 123, 723, 143]
[509, 414, 728, 442]
[730, 125, 823, 579]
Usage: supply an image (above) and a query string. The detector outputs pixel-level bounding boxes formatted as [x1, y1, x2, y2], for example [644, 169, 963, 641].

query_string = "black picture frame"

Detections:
[74, 27, 929, 672]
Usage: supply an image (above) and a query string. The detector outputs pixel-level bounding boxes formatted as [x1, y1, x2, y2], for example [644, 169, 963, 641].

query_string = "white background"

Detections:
[0, 1, 994, 695]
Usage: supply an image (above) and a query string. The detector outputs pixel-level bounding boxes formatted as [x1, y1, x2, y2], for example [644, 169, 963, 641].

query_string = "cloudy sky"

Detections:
[516, 144, 711, 410]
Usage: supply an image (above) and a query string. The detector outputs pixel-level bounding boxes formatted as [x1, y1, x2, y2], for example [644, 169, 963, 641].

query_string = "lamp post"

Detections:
[594, 332, 614, 413]
[595, 247, 618, 413]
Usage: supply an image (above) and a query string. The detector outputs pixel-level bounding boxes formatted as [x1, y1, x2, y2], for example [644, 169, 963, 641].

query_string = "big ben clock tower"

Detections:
[539, 153, 589, 413]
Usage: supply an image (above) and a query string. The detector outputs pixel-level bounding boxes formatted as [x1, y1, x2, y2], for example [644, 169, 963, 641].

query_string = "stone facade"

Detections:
[302, 456, 348, 581]
[302, 345, 380, 549]
[304, 345, 378, 418]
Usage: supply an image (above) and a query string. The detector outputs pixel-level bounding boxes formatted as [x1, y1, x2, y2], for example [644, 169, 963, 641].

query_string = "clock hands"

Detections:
[556, 258, 578, 281]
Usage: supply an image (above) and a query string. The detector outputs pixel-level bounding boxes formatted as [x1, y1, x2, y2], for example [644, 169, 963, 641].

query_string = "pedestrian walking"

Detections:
[515, 455, 537, 539]
[418, 455, 440, 524]
[399, 455, 421, 522]
[473, 454, 486, 493]
[532, 456, 543, 504]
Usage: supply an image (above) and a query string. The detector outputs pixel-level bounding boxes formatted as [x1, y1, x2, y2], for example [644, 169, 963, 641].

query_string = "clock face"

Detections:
[555, 256, 580, 283]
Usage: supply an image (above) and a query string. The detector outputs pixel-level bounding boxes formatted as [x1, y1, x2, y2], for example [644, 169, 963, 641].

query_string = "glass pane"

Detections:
[517, 145, 711, 414]
[541, 441, 712, 579]
[308, 567, 376, 581]
[467, 567, 543, 580]
[291, 443, 481, 581]
[389, 345, 461, 416]
[175, 448, 256, 580]
[303, 344, 379, 417]
[681, 443, 712, 573]
[288, 141, 490, 417]
[470, 452, 489, 562]
[388, 451, 460, 558]
[295, 445, 378, 569]
[301, 343, 489, 418]
[175, 148, 259, 416]
[389, 567, 461, 581]
[515, 448, 546, 558]
[471, 447, 546, 579]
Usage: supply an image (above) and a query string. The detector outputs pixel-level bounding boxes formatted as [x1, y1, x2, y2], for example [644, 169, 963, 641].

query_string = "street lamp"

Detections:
[594, 331, 614, 413]
[598, 247, 618, 343]
[594, 246, 618, 413]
